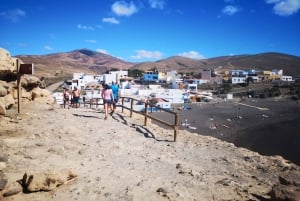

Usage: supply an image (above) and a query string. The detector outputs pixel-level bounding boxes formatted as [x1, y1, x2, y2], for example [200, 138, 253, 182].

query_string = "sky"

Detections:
[1, 0, 300, 62]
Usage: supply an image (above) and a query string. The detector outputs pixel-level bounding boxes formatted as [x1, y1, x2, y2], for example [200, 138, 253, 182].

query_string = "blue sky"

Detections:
[1, 0, 300, 62]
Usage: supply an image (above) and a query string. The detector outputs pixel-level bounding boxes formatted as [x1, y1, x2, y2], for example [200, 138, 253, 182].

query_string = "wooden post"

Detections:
[16, 59, 21, 114]
[130, 98, 134, 117]
[121, 97, 124, 113]
[174, 113, 179, 142]
[144, 102, 149, 126]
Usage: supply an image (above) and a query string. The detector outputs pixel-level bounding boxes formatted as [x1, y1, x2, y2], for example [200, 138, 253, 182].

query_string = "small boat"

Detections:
[188, 126, 197, 130]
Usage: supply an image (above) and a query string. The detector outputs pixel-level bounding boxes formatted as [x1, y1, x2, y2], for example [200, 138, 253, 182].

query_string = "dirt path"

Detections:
[1, 101, 300, 201]
[46, 81, 62, 92]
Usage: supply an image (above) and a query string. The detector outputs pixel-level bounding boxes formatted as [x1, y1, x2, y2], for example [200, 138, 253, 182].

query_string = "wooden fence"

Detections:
[82, 97, 179, 142]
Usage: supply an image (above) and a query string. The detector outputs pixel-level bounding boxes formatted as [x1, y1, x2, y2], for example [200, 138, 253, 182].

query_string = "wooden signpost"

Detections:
[16, 59, 34, 113]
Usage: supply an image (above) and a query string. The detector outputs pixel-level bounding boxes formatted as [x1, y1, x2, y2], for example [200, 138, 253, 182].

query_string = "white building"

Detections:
[167, 71, 181, 83]
[282, 75, 293, 82]
[231, 77, 246, 84]
[103, 70, 128, 84]
[72, 73, 101, 90]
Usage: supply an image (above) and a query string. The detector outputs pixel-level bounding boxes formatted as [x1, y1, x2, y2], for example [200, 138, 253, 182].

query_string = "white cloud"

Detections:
[44, 45, 53, 51]
[222, 5, 240, 15]
[131, 50, 163, 60]
[77, 24, 94, 30]
[148, 0, 166, 9]
[178, 51, 205, 60]
[266, 0, 300, 16]
[112, 1, 138, 16]
[85, 40, 97, 43]
[102, 17, 120, 24]
[96, 49, 109, 54]
[0, 8, 26, 22]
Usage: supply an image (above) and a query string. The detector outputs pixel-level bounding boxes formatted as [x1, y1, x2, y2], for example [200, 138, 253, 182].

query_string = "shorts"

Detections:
[73, 97, 79, 103]
[103, 99, 112, 104]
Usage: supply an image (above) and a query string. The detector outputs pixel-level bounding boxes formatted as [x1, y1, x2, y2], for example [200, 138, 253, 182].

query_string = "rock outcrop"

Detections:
[0, 48, 54, 115]
[0, 48, 18, 81]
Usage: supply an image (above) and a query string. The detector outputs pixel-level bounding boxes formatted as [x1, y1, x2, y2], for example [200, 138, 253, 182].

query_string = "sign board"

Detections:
[19, 64, 34, 75]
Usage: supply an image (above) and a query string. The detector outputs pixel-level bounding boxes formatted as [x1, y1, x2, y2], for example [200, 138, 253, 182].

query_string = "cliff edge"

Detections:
[0, 99, 299, 201]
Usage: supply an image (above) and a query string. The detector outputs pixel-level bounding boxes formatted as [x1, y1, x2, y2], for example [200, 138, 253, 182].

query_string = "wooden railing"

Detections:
[120, 97, 179, 142]
[82, 97, 179, 142]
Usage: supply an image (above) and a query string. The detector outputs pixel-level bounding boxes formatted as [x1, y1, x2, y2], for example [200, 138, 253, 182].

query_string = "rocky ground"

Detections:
[0, 99, 300, 201]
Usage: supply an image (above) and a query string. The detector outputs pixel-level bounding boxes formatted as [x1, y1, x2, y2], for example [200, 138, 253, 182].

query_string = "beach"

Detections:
[151, 97, 300, 165]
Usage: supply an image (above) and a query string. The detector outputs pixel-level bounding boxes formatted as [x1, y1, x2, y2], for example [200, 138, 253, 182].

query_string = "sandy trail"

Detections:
[1, 101, 300, 201]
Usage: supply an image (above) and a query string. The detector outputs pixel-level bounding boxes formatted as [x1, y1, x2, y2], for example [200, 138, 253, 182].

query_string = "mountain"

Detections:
[15, 49, 300, 78]
[16, 49, 135, 78]
[132, 53, 300, 76]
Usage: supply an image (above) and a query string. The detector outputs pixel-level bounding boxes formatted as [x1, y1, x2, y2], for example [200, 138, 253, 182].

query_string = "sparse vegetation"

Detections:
[128, 69, 144, 78]
[266, 86, 281, 97]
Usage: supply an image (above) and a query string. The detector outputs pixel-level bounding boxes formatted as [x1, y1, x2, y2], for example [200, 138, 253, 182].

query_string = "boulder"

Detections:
[32, 87, 51, 100]
[0, 48, 17, 72]
[18, 169, 77, 192]
[2, 181, 22, 197]
[0, 101, 6, 115]
[0, 85, 7, 97]
[3, 93, 15, 108]
[21, 75, 40, 90]
[0, 48, 18, 80]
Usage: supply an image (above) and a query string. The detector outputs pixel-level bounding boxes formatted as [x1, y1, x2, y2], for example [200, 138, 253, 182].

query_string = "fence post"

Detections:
[144, 102, 149, 126]
[16, 59, 21, 114]
[130, 98, 134, 117]
[121, 97, 124, 113]
[174, 113, 179, 142]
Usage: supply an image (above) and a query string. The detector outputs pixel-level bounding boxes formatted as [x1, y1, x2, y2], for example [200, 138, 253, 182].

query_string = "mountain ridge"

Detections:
[15, 49, 300, 78]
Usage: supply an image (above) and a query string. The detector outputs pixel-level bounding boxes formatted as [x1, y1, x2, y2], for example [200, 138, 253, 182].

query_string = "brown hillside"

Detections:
[16, 49, 134, 78]
[15, 50, 300, 78]
[132, 53, 300, 76]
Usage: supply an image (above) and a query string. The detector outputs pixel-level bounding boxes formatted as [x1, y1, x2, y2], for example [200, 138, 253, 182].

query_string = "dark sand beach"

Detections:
[151, 98, 300, 165]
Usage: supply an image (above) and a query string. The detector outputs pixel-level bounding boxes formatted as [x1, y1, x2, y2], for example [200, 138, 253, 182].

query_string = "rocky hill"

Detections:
[13, 49, 300, 78]
[16, 49, 135, 78]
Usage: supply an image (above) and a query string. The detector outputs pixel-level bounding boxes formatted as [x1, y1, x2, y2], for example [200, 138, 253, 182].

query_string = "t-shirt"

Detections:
[110, 84, 119, 100]
[102, 89, 113, 100]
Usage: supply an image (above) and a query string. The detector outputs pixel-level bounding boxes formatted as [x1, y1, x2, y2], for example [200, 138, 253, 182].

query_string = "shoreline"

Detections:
[151, 97, 300, 165]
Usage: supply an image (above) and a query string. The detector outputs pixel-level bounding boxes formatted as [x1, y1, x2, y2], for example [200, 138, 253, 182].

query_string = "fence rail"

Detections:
[82, 96, 179, 142]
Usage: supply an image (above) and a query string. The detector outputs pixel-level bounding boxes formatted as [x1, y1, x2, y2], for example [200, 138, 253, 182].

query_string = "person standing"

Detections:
[62, 88, 70, 108]
[110, 81, 120, 115]
[39, 77, 46, 89]
[72, 87, 80, 108]
[101, 84, 114, 120]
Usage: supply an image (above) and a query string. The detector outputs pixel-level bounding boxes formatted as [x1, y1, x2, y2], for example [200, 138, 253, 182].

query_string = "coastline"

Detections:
[151, 97, 300, 165]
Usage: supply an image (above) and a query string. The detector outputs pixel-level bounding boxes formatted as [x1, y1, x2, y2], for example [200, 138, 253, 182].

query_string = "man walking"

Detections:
[110, 82, 120, 115]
